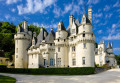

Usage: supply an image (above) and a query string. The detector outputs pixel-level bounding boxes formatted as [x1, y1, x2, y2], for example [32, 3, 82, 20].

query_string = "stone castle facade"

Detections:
[14, 8, 116, 68]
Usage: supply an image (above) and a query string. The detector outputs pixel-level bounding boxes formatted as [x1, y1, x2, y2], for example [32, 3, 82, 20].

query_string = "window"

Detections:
[84, 43, 86, 48]
[44, 59, 46, 66]
[92, 34, 93, 37]
[50, 59, 54, 66]
[82, 57, 85, 65]
[59, 25, 61, 30]
[83, 34, 85, 37]
[50, 43, 52, 46]
[72, 29, 75, 33]
[83, 18, 85, 22]
[16, 48, 18, 53]
[100, 56, 102, 61]
[58, 47, 60, 52]
[72, 59, 76, 66]
[57, 58, 61, 65]
[83, 25, 85, 29]
[71, 37, 73, 41]
[32, 55, 33, 59]
[16, 55, 18, 58]
[72, 46, 75, 52]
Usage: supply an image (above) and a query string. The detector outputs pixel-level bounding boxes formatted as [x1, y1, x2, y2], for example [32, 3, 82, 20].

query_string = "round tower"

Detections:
[76, 8, 95, 67]
[14, 21, 32, 68]
[54, 20, 68, 67]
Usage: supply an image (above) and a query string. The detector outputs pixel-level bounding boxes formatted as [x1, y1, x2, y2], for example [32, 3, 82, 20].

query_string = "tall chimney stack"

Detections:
[88, 8, 92, 24]
[111, 42, 113, 48]
[23, 21, 28, 32]
[69, 15, 74, 26]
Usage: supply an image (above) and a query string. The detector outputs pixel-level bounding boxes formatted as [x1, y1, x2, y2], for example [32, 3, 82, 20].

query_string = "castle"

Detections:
[14, 8, 116, 68]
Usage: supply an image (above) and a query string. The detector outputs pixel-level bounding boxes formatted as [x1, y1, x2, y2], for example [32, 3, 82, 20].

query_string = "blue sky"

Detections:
[0, 0, 120, 55]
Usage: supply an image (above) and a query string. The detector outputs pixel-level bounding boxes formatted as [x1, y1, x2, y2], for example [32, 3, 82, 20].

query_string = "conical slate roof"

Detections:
[57, 19, 66, 31]
[107, 42, 112, 48]
[45, 28, 55, 43]
[82, 13, 91, 24]
[75, 18, 80, 26]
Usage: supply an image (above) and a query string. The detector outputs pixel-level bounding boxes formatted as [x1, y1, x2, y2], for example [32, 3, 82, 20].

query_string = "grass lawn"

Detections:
[0, 75, 16, 83]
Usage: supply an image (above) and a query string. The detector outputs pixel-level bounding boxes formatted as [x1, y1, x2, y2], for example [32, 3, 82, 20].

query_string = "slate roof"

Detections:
[57, 20, 66, 31]
[75, 18, 80, 26]
[36, 28, 48, 46]
[107, 42, 112, 48]
[45, 29, 55, 43]
[82, 13, 91, 24]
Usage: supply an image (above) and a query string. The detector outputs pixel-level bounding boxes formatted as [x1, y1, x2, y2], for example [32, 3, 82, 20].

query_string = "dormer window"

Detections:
[83, 25, 85, 29]
[59, 25, 61, 30]
[72, 29, 75, 34]
[83, 18, 85, 22]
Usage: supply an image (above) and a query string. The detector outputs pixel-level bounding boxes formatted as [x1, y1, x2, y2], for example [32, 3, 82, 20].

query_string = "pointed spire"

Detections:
[107, 42, 111, 48]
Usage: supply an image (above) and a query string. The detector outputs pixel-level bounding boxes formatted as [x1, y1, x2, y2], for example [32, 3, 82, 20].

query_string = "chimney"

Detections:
[111, 42, 113, 48]
[88, 8, 92, 24]
[23, 21, 28, 32]
[69, 15, 74, 26]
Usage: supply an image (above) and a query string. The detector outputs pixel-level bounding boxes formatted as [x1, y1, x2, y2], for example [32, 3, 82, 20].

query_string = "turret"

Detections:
[56, 20, 68, 39]
[69, 15, 75, 26]
[54, 20, 68, 67]
[14, 21, 32, 68]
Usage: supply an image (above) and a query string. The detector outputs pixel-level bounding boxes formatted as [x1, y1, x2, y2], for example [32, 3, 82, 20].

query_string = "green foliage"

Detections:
[0, 75, 16, 82]
[115, 55, 120, 65]
[0, 22, 16, 61]
[102, 64, 109, 67]
[28, 24, 41, 35]
[0, 67, 95, 75]
[95, 64, 99, 67]
[0, 22, 41, 61]
[95, 43, 98, 48]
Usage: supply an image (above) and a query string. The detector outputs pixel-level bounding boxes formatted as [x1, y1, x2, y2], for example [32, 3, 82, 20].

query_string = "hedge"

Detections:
[0, 67, 95, 75]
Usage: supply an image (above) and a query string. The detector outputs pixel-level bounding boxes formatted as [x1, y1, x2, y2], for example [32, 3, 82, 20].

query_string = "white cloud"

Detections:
[102, 22, 120, 40]
[113, 1, 120, 7]
[104, 5, 110, 11]
[114, 48, 120, 51]
[6, 0, 22, 4]
[98, 30, 102, 34]
[87, 0, 99, 5]
[11, 8, 16, 12]
[62, 4, 72, 15]
[53, 4, 61, 18]
[33, 22, 58, 29]
[17, 0, 56, 15]
[105, 13, 112, 19]
[5, 14, 10, 20]
[93, 13, 103, 18]
[103, 33, 120, 40]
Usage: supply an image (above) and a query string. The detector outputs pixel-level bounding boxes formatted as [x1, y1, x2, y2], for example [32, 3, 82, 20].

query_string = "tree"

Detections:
[0, 22, 41, 61]
[115, 55, 120, 65]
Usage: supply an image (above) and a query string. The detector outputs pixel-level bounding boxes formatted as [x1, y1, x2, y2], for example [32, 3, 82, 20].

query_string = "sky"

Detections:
[0, 0, 120, 55]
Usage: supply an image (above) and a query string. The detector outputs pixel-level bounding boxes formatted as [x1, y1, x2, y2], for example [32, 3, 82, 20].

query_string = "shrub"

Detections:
[0, 67, 95, 75]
